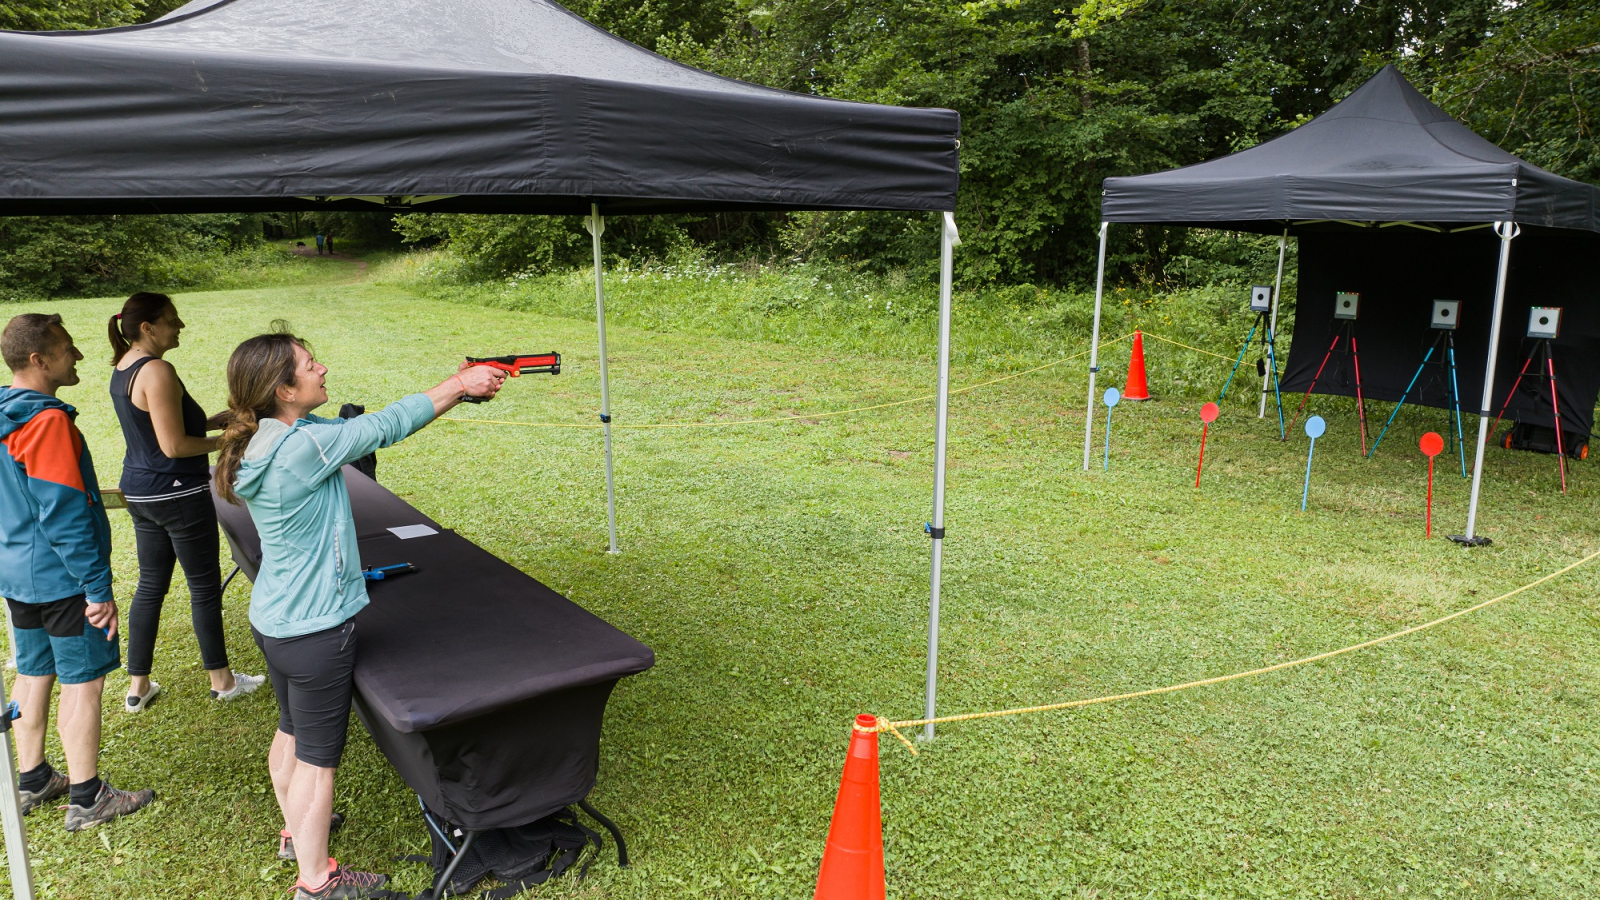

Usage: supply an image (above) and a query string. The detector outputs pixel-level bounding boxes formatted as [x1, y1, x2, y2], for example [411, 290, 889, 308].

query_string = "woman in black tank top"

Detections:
[109, 293, 262, 712]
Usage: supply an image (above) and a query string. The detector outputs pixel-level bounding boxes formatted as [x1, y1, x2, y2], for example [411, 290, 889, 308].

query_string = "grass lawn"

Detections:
[3, 253, 1599, 899]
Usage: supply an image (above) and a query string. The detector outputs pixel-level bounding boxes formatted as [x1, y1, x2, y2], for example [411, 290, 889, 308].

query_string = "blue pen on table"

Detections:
[364, 563, 417, 582]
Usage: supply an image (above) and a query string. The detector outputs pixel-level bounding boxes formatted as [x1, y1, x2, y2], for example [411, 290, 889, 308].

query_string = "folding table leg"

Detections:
[579, 798, 630, 868]
[431, 830, 478, 899]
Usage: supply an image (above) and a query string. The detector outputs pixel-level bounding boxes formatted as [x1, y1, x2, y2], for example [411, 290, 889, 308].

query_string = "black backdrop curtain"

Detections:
[1281, 230, 1600, 439]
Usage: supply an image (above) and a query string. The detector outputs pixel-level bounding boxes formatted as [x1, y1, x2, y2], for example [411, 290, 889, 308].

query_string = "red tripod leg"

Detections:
[1548, 354, 1567, 493]
[1290, 335, 1340, 433]
[1351, 336, 1369, 456]
[1487, 354, 1535, 442]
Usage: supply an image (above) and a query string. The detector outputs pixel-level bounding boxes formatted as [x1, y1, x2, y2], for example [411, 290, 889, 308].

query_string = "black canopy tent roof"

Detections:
[0, 1, 969, 891]
[0, 0, 959, 215]
[1100, 64, 1600, 234]
[1081, 64, 1600, 544]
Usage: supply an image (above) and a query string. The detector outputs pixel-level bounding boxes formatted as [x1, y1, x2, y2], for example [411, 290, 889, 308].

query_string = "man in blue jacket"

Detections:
[1, 313, 154, 831]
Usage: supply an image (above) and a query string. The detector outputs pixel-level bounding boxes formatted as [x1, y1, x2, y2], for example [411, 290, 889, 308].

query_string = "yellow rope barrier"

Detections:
[1141, 331, 1240, 363]
[441, 332, 1136, 430]
[872, 547, 1600, 743]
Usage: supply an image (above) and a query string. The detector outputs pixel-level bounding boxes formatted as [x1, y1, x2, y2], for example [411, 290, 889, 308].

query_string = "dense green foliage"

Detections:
[1, 0, 1597, 295]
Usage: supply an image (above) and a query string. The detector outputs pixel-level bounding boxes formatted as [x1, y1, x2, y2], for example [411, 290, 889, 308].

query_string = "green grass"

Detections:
[2, 258, 1599, 899]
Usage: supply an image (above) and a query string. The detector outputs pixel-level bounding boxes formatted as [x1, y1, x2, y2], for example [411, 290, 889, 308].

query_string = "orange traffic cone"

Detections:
[814, 715, 885, 900]
[1123, 329, 1152, 401]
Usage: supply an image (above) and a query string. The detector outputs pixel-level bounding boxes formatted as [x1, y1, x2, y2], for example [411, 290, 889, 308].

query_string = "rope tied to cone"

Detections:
[864, 546, 1600, 752]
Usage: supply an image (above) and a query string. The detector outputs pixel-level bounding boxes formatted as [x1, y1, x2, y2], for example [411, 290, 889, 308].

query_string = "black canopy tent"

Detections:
[1087, 64, 1600, 543]
[0, 0, 963, 894]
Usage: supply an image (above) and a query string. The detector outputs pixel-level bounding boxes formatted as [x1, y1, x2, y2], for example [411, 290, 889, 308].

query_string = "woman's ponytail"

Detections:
[213, 330, 305, 505]
[108, 292, 174, 365]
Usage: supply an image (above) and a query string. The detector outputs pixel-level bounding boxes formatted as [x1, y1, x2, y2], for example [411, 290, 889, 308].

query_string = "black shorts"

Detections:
[252, 620, 358, 769]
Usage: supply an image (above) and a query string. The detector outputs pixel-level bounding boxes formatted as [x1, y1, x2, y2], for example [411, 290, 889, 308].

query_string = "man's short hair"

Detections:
[2, 313, 66, 373]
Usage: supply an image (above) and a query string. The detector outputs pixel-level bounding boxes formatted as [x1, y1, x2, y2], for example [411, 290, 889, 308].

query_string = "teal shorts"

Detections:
[7, 596, 120, 685]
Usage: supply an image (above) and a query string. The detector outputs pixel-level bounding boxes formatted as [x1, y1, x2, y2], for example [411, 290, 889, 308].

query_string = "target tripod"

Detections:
[1219, 310, 1285, 438]
[1368, 329, 1467, 476]
[1487, 337, 1569, 493]
[1287, 318, 1370, 454]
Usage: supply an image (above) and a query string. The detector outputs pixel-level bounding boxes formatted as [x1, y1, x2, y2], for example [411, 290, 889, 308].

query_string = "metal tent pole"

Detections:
[924, 211, 959, 741]
[0, 674, 36, 900]
[1460, 221, 1519, 544]
[1261, 228, 1288, 418]
[585, 204, 619, 554]
[1083, 222, 1108, 470]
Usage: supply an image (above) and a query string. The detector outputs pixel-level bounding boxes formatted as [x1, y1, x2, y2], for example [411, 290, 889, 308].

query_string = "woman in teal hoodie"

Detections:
[213, 329, 505, 900]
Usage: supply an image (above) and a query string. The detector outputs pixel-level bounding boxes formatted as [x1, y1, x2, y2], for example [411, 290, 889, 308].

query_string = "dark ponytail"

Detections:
[214, 330, 305, 505]
[108, 292, 174, 365]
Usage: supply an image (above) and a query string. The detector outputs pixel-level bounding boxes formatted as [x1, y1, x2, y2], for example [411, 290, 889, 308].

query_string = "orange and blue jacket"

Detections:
[0, 387, 112, 606]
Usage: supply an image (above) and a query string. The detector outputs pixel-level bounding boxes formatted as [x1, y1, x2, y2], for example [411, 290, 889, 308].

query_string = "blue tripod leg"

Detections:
[1369, 347, 1435, 458]
[1448, 342, 1467, 477]
[1266, 329, 1286, 440]
[1219, 321, 1259, 401]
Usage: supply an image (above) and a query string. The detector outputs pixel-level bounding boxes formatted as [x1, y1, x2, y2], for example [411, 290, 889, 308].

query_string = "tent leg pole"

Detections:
[0, 672, 37, 900]
[1462, 222, 1519, 544]
[1262, 228, 1287, 418]
[587, 204, 619, 554]
[925, 212, 959, 741]
[1083, 222, 1108, 471]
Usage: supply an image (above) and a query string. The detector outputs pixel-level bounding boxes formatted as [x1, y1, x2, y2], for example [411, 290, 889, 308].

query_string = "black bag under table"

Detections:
[212, 467, 654, 888]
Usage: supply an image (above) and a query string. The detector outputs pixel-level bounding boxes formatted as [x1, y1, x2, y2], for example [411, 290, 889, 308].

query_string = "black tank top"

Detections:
[110, 356, 210, 501]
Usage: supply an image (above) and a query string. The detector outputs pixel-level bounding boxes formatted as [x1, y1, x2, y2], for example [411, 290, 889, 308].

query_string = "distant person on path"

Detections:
[314, 232, 325, 255]
[214, 327, 505, 899]
[324, 233, 334, 255]
[108, 292, 264, 714]
[0, 314, 155, 831]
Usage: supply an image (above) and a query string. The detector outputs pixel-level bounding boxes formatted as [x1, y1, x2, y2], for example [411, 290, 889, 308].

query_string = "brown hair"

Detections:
[214, 327, 306, 505]
[108, 292, 174, 365]
[3, 313, 66, 373]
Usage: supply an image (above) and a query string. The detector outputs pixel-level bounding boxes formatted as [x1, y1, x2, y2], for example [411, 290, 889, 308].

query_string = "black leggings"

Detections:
[125, 491, 229, 676]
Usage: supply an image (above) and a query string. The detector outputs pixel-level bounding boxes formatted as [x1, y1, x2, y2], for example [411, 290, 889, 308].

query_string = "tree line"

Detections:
[1, 0, 1596, 297]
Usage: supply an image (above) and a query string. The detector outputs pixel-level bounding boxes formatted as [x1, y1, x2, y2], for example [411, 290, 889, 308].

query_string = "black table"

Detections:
[212, 467, 653, 883]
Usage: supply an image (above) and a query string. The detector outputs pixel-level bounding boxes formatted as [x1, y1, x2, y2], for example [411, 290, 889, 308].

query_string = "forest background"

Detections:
[0, 0, 1596, 301]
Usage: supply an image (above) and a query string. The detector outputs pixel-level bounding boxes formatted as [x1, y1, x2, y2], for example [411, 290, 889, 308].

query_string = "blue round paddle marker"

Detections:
[1104, 387, 1121, 407]
[1305, 415, 1326, 439]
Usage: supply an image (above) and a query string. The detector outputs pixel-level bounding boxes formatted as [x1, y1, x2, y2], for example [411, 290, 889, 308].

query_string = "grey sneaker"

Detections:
[292, 860, 397, 899]
[63, 781, 155, 832]
[18, 770, 68, 815]
[211, 672, 265, 701]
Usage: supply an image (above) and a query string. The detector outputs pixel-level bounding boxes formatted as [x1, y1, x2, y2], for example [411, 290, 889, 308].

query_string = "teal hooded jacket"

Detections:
[231, 394, 434, 639]
[0, 387, 113, 606]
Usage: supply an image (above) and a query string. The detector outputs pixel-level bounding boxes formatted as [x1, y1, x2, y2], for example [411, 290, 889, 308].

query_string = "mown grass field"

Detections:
[3, 251, 1599, 899]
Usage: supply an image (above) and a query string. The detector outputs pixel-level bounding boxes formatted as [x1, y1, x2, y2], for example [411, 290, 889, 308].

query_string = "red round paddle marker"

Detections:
[1200, 402, 1219, 423]
[1419, 432, 1444, 458]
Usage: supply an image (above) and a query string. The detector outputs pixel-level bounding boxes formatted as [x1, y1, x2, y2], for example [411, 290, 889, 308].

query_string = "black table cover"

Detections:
[213, 466, 654, 829]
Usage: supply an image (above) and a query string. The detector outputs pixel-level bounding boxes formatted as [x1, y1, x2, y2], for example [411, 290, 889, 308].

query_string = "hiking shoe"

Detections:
[124, 682, 160, 714]
[63, 781, 155, 832]
[18, 770, 67, 816]
[212, 672, 266, 701]
[279, 812, 346, 861]
[292, 859, 397, 899]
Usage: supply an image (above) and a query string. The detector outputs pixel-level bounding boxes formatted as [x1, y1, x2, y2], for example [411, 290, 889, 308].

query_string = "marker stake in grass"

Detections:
[1301, 416, 1326, 511]
[1102, 387, 1120, 470]
[1420, 431, 1444, 537]
[1195, 402, 1219, 487]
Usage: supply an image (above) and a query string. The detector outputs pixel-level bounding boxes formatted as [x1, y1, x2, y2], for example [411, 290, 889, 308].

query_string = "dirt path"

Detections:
[289, 244, 369, 281]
